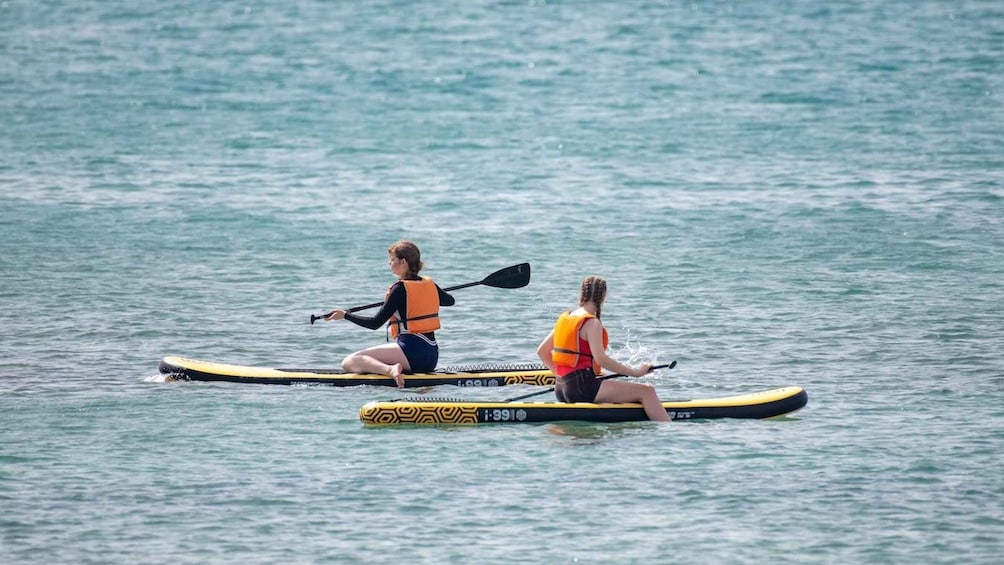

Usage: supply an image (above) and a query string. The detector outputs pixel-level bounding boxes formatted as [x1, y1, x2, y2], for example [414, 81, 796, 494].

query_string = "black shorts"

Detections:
[555, 369, 602, 403]
[397, 333, 439, 373]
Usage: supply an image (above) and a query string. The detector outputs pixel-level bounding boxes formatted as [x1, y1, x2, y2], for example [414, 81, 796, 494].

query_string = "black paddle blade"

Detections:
[481, 262, 531, 289]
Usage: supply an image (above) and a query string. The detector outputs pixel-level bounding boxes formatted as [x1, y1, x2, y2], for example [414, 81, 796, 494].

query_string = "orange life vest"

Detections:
[551, 311, 609, 374]
[388, 277, 441, 338]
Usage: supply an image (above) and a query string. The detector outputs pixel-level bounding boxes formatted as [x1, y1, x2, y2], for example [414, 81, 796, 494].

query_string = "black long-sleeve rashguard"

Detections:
[343, 278, 456, 339]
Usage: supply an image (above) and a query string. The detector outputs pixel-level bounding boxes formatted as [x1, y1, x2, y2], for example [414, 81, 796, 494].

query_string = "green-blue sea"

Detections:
[2, 1, 1002, 563]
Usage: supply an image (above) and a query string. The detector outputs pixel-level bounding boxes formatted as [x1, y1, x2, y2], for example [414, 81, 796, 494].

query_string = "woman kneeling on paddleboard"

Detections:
[323, 241, 455, 387]
[536, 276, 671, 422]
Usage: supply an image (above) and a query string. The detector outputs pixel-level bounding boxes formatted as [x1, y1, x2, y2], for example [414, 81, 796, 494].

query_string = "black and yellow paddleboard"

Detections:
[158, 356, 554, 387]
[359, 386, 808, 425]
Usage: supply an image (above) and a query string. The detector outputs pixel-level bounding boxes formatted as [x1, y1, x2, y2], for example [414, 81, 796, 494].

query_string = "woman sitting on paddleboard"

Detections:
[536, 276, 670, 422]
[323, 241, 455, 387]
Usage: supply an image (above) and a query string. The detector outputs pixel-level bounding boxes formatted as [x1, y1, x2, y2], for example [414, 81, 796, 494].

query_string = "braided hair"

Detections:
[579, 276, 607, 319]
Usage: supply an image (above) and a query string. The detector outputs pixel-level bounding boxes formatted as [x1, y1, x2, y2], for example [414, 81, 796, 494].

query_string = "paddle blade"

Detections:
[481, 262, 531, 289]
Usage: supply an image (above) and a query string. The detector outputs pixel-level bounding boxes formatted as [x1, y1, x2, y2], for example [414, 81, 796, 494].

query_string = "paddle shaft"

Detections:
[311, 262, 530, 324]
[344, 279, 494, 313]
[503, 360, 677, 402]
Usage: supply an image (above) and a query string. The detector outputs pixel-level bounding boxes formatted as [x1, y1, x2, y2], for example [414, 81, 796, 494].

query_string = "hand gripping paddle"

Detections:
[310, 262, 531, 324]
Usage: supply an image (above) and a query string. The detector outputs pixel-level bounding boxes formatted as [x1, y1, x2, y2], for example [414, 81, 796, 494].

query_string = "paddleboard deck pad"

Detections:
[158, 356, 554, 387]
[359, 386, 808, 425]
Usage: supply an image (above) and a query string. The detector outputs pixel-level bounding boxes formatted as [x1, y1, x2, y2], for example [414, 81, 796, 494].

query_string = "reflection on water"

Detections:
[547, 421, 650, 442]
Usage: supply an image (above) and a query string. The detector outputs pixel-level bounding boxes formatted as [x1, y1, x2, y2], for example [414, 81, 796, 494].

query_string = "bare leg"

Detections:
[595, 380, 671, 422]
[342, 343, 410, 387]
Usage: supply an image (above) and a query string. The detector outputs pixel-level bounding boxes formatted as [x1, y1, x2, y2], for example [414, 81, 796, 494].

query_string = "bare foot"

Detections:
[389, 363, 405, 388]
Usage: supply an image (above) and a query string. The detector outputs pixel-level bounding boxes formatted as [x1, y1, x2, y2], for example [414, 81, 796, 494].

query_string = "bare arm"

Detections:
[582, 319, 652, 377]
[536, 330, 557, 374]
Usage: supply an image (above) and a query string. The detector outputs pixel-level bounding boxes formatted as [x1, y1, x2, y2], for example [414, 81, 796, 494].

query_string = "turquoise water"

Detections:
[2, 1, 1003, 563]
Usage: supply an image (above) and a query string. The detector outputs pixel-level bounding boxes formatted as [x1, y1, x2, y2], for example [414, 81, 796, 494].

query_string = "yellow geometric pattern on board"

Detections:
[504, 373, 552, 386]
[359, 402, 478, 425]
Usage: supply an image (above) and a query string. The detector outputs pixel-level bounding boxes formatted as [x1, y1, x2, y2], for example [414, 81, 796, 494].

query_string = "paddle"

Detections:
[310, 262, 531, 324]
[502, 360, 677, 402]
